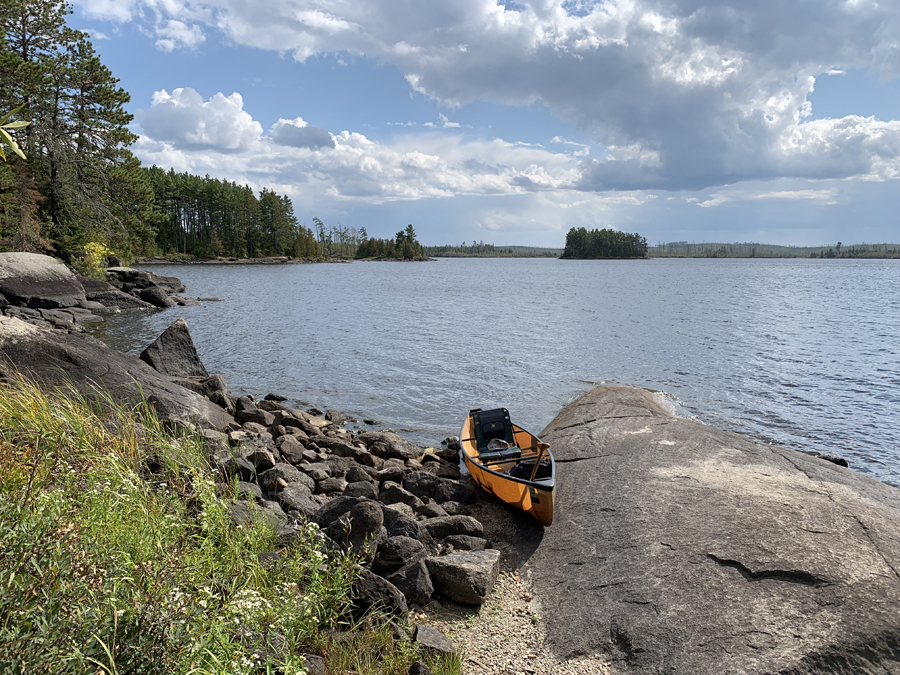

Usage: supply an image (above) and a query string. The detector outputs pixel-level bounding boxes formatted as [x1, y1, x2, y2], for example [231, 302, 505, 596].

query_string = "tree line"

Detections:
[561, 227, 648, 259]
[355, 224, 426, 259]
[648, 241, 900, 259]
[144, 167, 320, 259]
[0, 1, 429, 265]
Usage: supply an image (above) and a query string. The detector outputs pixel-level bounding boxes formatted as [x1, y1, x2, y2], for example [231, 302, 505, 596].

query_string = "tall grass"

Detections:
[0, 375, 459, 675]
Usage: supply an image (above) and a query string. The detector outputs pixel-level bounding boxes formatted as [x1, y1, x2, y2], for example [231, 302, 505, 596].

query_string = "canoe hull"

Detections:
[460, 412, 555, 526]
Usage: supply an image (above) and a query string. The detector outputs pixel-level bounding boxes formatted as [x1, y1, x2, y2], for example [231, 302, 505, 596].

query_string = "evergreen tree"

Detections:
[0, 0, 157, 259]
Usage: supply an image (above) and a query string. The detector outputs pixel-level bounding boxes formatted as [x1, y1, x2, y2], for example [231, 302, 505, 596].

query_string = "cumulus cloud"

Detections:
[270, 118, 336, 150]
[133, 88, 588, 207]
[155, 19, 205, 52]
[79, 0, 900, 192]
[137, 88, 262, 152]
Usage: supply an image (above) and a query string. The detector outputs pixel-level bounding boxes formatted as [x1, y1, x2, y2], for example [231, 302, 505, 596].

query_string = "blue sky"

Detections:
[74, 0, 899, 247]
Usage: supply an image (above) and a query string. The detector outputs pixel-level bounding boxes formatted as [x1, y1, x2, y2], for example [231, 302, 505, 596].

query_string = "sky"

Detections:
[72, 0, 900, 247]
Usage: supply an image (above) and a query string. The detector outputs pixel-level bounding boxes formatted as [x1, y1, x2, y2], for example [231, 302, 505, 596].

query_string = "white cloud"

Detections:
[84, 0, 900, 190]
[137, 88, 262, 151]
[133, 88, 589, 208]
[155, 19, 205, 51]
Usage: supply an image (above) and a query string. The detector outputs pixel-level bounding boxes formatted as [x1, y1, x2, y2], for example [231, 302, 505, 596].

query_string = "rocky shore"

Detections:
[0, 251, 497, 671]
[4, 251, 900, 674]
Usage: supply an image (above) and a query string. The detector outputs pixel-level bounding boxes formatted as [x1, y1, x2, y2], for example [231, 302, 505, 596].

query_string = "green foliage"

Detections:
[561, 227, 648, 259]
[0, 0, 159, 259]
[0, 375, 459, 675]
[424, 242, 563, 257]
[356, 224, 426, 260]
[71, 240, 112, 279]
[649, 241, 900, 259]
[145, 167, 320, 259]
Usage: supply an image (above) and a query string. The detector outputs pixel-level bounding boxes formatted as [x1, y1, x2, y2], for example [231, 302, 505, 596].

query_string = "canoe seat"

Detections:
[479, 447, 522, 464]
[474, 407, 515, 447]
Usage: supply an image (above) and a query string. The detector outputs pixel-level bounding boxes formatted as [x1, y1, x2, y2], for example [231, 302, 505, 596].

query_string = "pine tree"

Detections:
[0, 0, 158, 259]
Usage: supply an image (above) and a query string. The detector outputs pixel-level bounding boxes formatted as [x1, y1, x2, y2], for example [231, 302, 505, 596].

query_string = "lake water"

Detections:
[89, 258, 900, 485]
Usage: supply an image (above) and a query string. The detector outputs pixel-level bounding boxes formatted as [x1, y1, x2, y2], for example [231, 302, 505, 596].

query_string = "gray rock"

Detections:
[278, 485, 319, 517]
[79, 276, 156, 310]
[301, 463, 332, 482]
[379, 481, 423, 510]
[325, 409, 347, 424]
[314, 496, 365, 528]
[246, 448, 277, 473]
[138, 286, 176, 308]
[139, 318, 209, 377]
[301, 654, 326, 675]
[352, 569, 407, 617]
[169, 374, 228, 400]
[346, 501, 384, 559]
[236, 481, 264, 503]
[258, 463, 308, 493]
[387, 559, 434, 606]
[107, 267, 184, 293]
[422, 515, 484, 539]
[235, 407, 276, 427]
[382, 507, 437, 551]
[0, 252, 87, 309]
[440, 501, 470, 517]
[530, 384, 900, 674]
[358, 431, 422, 460]
[426, 550, 501, 605]
[443, 535, 488, 551]
[373, 536, 427, 574]
[215, 454, 255, 481]
[0, 316, 232, 430]
[324, 456, 358, 477]
[408, 661, 433, 675]
[416, 503, 448, 519]
[384, 502, 416, 518]
[316, 477, 348, 494]
[346, 465, 376, 483]
[344, 481, 378, 499]
[275, 435, 307, 464]
[414, 624, 455, 654]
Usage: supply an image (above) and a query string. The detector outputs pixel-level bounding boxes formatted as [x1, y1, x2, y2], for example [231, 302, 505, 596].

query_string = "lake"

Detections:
[89, 257, 900, 485]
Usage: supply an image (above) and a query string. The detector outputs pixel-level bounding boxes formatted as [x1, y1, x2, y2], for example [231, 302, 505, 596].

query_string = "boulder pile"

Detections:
[198, 389, 500, 611]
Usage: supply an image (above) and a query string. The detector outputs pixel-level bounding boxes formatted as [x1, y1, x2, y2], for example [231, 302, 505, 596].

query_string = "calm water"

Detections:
[89, 258, 900, 484]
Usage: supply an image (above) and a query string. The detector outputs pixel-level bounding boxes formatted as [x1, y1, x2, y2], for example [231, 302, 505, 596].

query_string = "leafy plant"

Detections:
[0, 105, 29, 162]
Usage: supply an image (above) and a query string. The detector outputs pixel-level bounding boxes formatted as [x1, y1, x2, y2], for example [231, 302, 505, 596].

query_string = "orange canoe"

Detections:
[459, 408, 555, 526]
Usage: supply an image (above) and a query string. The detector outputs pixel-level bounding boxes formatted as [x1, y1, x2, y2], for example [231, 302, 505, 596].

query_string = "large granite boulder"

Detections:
[528, 385, 900, 674]
[0, 315, 232, 430]
[0, 252, 86, 309]
[139, 318, 209, 377]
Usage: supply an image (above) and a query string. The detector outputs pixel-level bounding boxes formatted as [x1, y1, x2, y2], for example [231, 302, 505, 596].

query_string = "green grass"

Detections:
[0, 375, 460, 675]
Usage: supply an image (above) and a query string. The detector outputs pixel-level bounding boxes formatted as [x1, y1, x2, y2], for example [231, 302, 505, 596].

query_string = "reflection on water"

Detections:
[89, 258, 900, 484]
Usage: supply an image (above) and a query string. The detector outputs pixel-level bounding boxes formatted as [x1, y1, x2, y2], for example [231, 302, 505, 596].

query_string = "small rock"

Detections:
[317, 477, 349, 494]
[301, 654, 326, 675]
[344, 481, 379, 499]
[408, 662, 433, 675]
[444, 535, 489, 551]
[423, 515, 484, 539]
[373, 536, 427, 574]
[352, 569, 407, 617]
[416, 503, 448, 519]
[325, 409, 347, 424]
[264, 392, 288, 401]
[414, 624, 455, 654]
[819, 453, 849, 467]
[387, 559, 434, 606]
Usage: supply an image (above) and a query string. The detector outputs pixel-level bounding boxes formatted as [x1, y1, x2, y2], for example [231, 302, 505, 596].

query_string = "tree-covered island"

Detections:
[561, 227, 649, 259]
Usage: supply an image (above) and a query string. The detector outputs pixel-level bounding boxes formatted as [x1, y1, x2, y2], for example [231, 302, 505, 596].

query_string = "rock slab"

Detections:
[528, 385, 900, 675]
[0, 252, 87, 309]
[0, 315, 231, 430]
